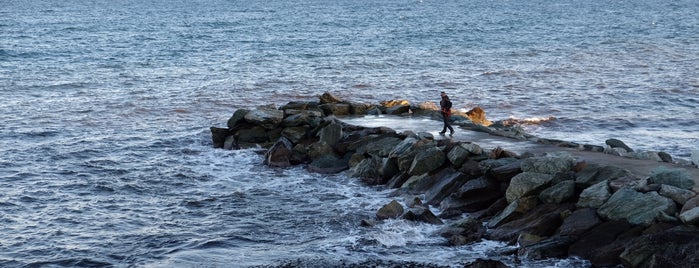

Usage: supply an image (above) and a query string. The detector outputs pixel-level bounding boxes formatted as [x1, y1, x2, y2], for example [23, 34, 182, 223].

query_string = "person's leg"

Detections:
[440, 113, 448, 134]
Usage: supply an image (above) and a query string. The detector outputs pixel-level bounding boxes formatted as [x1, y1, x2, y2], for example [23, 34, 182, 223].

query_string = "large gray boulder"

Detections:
[606, 138, 634, 152]
[244, 107, 284, 129]
[619, 227, 699, 268]
[365, 136, 403, 158]
[439, 177, 502, 215]
[659, 184, 696, 205]
[447, 144, 470, 168]
[281, 126, 308, 144]
[576, 180, 611, 208]
[680, 207, 699, 225]
[227, 109, 249, 129]
[505, 172, 554, 203]
[318, 122, 343, 146]
[649, 166, 694, 190]
[487, 196, 538, 228]
[576, 164, 633, 187]
[597, 188, 677, 226]
[424, 169, 469, 205]
[264, 137, 294, 167]
[539, 180, 575, 204]
[282, 110, 322, 127]
[520, 155, 573, 174]
[408, 147, 446, 175]
[376, 200, 404, 220]
[308, 155, 348, 174]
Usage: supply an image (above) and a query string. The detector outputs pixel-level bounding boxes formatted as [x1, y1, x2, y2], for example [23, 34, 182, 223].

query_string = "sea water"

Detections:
[1, 0, 697, 267]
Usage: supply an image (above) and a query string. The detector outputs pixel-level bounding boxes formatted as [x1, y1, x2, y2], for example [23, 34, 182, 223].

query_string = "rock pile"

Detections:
[211, 92, 699, 268]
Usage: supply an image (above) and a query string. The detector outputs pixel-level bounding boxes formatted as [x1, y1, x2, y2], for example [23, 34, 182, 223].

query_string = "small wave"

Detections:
[498, 116, 557, 126]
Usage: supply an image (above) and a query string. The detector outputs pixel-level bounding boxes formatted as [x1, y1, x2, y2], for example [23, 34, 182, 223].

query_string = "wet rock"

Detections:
[365, 136, 403, 158]
[280, 101, 320, 113]
[575, 164, 632, 187]
[446, 144, 470, 168]
[439, 217, 486, 246]
[505, 172, 554, 203]
[380, 99, 410, 109]
[320, 103, 351, 116]
[488, 203, 572, 243]
[692, 150, 699, 167]
[568, 220, 633, 266]
[227, 109, 249, 129]
[317, 121, 343, 146]
[489, 160, 522, 182]
[386, 104, 410, 115]
[649, 166, 694, 190]
[681, 195, 699, 214]
[378, 157, 400, 182]
[486, 195, 538, 229]
[349, 157, 381, 183]
[410, 101, 439, 116]
[223, 135, 237, 150]
[348, 102, 373, 115]
[657, 151, 673, 163]
[680, 207, 699, 225]
[597, 188, 677, 226]
[465, 107, 492, 126]
[281, 126, 309, 144]
[518, 236, 574, 260]
[264, 137, 294, 168]
[408, 147, 446, 176]
[539, 180, 575, 204]
[244, 107, 284, 129]
[609, 175, 646, 192]
[308, 155, 348, 174]
[402, 207, 443, 225]
[236, 126, 269, 144]
[620, 227, 699, 268]
[576, 180, 611, 209]
[488, 146, 517, 159]
[376, 200, 404, 220]
[210, 126, 230, 149]
[424, 169, 469, 206]
[606, 138, 634, 152]
[557, 207, 601, 237]
[282, 110, 323, 127]
[306, 141, 334, 160]
[439, 177, 502, 216]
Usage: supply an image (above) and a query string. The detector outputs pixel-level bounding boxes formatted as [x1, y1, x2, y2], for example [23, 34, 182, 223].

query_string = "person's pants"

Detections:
[441, 113, 454, 133]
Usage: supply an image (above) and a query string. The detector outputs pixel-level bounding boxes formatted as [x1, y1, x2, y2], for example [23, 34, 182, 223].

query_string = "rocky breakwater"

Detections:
[210, 92, 699, 267]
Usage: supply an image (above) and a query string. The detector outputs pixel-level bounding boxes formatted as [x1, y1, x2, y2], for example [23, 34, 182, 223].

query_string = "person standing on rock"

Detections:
[439, 91, 454, 136]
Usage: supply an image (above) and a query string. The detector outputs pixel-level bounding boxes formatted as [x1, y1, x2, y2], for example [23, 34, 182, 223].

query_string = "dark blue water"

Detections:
[1, 0, 697, 267]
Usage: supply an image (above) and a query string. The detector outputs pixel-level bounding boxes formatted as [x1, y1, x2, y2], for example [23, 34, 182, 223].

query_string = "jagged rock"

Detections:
[388, 137, 418, 158]
[408, 146, 446, 176]
[488, 203, 572, 243]
[680, 207, 699, 225]
[539, 180, 575, 204]
[349, 157, 380, 182]
[349, 102, 373, 115]
[459, 159, 484, 178]
[480, 158, 519, 177]
[439, 217, 486, 246]
[489, 160, 522, 182]
[609, 175, 646, 192]
[317, 122, 343, 146]
[576, 164, 632, 187]
[227, 109, 249, 129]
[505, 172, 554, 203]
[649, 166, 694, 190]
[447, 144, 470, 168]
[319, 91, 342, 104]
[520, 155, 574, 174]
[659, 184, 696, 205]
[462, 143, 483, 155]
[606, 138, 634, 152]
[568, 220, 633, 266]
[557, 207, 601, 237]
[210, 126, 230, 148]
[597, 188, 677, 226]
[281, 126, 308, 144]
[658, 151, 673, 163]
[487, 196, 538, 228]
[620, 227, 699, 268]
[365, 136, 403, 158]
[518, 236, 574, 260]
[489, 146, 517, 159]
[402, 207, 443, 225]
[410, 101, 439, 116]
[308, 155, 348, 174]
[378, 157, 400, 182]
[264, 137, 294, 167]
[306, 141, 334, 160]
[244, 107, 284, 129]
[223, 135, 237, 150]
[424, 169, 469, 205]
[376, 200, 404, 220]
[320, 103, 351, 116]
[380, 99, 409, 108]
[282, 110, 323, 127]
[577, 180, 611, 208]
[439, 177, 502, 215]
[280, 101, 320, 112]
[236, 126, 269, 144]
[517, 233, 545, 247]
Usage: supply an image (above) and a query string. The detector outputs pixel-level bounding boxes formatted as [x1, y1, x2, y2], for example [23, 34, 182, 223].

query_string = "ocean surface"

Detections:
[1, 0, 697, 267]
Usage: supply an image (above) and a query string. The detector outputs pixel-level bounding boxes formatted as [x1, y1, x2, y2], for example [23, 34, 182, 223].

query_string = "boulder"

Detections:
[505, 172, 554, 203]
[376, 200, 404, 220]
[308, 155, 348, 174]
[488, 203, 573, 243]
[576, 180, 611, 208]
[480, 158, 519, 178]
[236, 126, 269, 144]
[439, 217, 486, 246]
[424, 169, 469, 205]
[365, 136, 403, 158]
[486, 196, 538, 228]
[264, 137, 294, 167]
[518, 236, 574, 260]
[317, 122, 343, 146]
[520, 155, 573, 174]
[597, 188, 677, 226]
[281, 126, 309, 144]
[244, 108, 284, 129]
[227, 109, 249, 129]
[465, 107, 492, 126]
[439, 177, 502, 215]
[385, 104, 410, 115]
[609, 175, 647, 192]
[447, 144, 470, 168]
[349, 157, 381, 182]
[319, 92, 342, 104]
[402, 207, 443, 225]
[489, 160, 522, 182]
[379, 99, 410, 108]
[280, 101, 320, 112]
[576, 164, 632, 187]
[210, 126, 230, 149]
[223, 135, 237, 150]
[659, 184, 696, 205]
[463, 259, 508, 268]
[649, 166, 694, 190]
[606, 138, 634, 152]
[282, 110, 323, 127]
[539, 180, 575, 204]
[320, 103, 351, 116]
[620, 227, 699, 268]
[681, 195, 699, 214]
[410, 101, 439, 116]
[306, 141, 334, 160]
[408, 147, 446, 176]
[557, 207, 601, 237]
[568, 220, 633, 266]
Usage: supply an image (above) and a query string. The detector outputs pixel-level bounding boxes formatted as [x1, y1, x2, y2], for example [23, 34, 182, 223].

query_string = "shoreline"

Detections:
[211, 92, 699, 267]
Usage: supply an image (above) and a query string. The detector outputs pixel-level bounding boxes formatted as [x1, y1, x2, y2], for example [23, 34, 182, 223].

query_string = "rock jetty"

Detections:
[211, 92, 699, 268]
